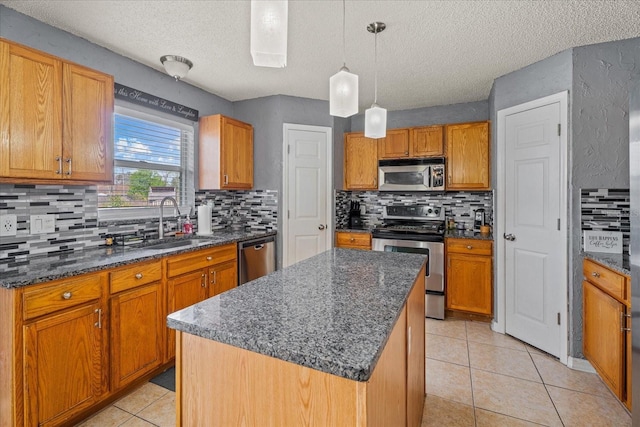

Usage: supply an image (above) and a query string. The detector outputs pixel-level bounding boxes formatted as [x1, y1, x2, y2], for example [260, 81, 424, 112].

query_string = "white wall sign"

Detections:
[583, 230, 623, 253]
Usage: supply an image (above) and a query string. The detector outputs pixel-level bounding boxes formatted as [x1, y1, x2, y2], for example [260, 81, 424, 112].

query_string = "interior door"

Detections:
[504, 100, 564, 357]
[284, 125, 331, 266]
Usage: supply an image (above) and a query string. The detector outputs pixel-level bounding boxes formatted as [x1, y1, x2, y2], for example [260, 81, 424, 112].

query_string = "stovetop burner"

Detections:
[372, 204, 446, 241]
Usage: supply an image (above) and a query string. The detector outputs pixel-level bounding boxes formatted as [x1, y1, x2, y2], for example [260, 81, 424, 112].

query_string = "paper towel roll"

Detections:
[197, 204, 212, 235]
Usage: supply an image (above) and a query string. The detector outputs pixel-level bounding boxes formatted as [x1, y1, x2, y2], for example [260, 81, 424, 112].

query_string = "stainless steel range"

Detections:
[372, 204, 445, 320]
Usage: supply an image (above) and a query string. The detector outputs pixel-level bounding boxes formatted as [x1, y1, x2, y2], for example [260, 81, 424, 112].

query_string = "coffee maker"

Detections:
[349, 201, 363, 229]
[473, 208, 485, 231]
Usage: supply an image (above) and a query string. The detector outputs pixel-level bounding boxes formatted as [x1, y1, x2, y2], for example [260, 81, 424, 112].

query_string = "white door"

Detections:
[283, 124, 332, 267]
[502, 97, 566, 358]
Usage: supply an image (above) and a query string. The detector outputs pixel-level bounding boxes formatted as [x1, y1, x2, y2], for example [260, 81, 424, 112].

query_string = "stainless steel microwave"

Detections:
[378, 157, 445, 191]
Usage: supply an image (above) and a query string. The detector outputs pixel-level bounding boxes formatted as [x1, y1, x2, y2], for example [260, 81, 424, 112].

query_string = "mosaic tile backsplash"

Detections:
[0, 184, 277, 263]
[336, 190, 494, 229]
[581, 188, 630, 254]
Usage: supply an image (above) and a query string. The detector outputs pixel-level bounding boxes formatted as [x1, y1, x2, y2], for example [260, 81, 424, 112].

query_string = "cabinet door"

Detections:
[221, 116, 253, 189]
[377, 129, 410, 159]
[62, 63, 114, 182]
[209, 261, 238, 297]
[24, 302, 105, 427]
[446, 253, 492, 315]
[406, 271, 425, 427]
[167, 269, 207, 360]
[583, 281, 624, 399]
[344, 132, 378, 190]
[111, 282, 164, 390]
[0, 40, 63, 180]
[410, 125, 443, 157]
[445, 122, 489, 190]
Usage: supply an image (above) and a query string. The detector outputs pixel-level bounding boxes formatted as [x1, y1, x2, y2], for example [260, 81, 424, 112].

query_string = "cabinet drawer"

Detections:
[583, 259, 628, 304]
[23, 273, 105, 320]
[446, 238, 492, 256]
[336, 232, 371, 249]
[110, 260, 162, 294]
[167, 244, 236, 278]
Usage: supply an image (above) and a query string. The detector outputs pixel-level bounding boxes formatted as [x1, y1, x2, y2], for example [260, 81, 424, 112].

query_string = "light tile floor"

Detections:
[78, 318, 632, 426]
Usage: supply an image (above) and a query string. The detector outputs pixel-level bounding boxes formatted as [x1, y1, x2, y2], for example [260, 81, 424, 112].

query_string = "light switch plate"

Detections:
[30, 214, 56, 234]
[0, 214, 17, 237]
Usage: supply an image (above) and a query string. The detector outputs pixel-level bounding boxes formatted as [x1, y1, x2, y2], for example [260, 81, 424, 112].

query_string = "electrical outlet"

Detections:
[0, 214, 17, 237]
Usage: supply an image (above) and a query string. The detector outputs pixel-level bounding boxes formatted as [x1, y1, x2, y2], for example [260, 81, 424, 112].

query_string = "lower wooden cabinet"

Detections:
[445, 238, 493, 315]
[335, 231, 372, 250]
[210, 260, 238, 296]
[583, 258, 631, 410]
[406, 267, 426, 426]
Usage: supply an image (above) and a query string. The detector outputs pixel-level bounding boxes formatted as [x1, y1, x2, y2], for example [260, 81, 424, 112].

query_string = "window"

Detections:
[98, 106, 194, 219]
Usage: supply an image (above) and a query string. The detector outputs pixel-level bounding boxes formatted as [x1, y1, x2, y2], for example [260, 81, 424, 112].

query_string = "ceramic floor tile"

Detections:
[426, 333, 469, 366]
[119, 416, 157, 427]
[531, 353, 611, 397]
[466, 321, 527, 351]
[547, 384, 631, 427]
[475, 408, 545, 426]
[471, 369, 562, 426]
[421, 394, 475, 427]
[76, 406, 133, 427]
[137, 392, 176, 427]
[114, 382, 169, 414]
[426, 358, 473, 406]
[425, 318, 467, 340]
[468, 341, 541, 382]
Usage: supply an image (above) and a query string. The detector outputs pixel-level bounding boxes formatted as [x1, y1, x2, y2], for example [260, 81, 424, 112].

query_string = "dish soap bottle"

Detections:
[183, 215, 193, 235]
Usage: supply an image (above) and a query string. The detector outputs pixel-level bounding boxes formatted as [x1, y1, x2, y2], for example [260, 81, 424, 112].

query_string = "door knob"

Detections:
[504, 233, 516, 241]
[318, 224, 326, 230]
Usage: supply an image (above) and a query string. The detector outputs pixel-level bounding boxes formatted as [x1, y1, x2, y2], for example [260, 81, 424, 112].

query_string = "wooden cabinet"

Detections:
[583, 258, 631, 410]
[445, 121, 490, 190]
[377, 129, 410, 159]
[109, 260, 164, 390]
[446, 238, 493, 315]
[22, 273, 107, 427]
[344, 132, 378, 190]
[166, 244, 237, 359]
[199, 114, 253, 190]
[406, 267, 426, 427]
[411, 125, 443, 157]
[335, 231, 371, 250]
[0, 38, 113, 184]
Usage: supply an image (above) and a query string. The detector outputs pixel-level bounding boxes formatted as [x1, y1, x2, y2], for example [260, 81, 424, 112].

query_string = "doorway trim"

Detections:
[281, 123, 333, 268]
[495, 91, 569, 364]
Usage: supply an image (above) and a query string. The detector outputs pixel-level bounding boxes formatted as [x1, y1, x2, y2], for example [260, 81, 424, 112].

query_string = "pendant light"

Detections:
[364, 22, 387, 139]
[329, 0, 358, 117]
[250, 0, 288, 68]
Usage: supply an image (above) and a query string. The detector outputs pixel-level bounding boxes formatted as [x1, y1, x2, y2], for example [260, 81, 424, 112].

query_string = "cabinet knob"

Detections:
[466, 245, 473, 249]
[62, 291, 72, 300]
[350, 237, 355, 242]
[135, 273, 143, 279]
[404, 151, 409, 155]
[591, 272, 600, 278]
[206, 256, 213, 261]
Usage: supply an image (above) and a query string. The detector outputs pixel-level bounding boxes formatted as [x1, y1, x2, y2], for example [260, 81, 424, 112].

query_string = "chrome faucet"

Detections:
[159, 196, 180, 239]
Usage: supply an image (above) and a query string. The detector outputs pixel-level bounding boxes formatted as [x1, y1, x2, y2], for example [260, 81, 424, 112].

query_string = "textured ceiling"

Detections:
[2, 0, 640, 112]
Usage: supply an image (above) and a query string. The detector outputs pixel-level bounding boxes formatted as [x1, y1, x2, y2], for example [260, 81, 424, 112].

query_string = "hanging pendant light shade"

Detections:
[329, 0, 358, 117]
[364, 22, 387, 139]
[250, 0, 288, 68]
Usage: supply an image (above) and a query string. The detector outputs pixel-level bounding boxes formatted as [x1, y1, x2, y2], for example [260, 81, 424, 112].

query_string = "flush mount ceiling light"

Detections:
[364, 22, 387, 139]
[160, 55, 193, 81]
[329, 0, 358, 118]
[250, 0, 288, 68]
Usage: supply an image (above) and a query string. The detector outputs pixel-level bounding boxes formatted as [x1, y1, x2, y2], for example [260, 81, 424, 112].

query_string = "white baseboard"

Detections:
[568, 356, 596, 373]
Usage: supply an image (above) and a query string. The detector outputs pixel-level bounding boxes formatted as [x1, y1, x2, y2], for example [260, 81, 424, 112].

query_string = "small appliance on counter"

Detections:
[473, 208, 485, 232]
[349, 200, 363, 229]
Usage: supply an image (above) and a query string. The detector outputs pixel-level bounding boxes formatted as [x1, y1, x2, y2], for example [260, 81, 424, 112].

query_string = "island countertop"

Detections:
[167, 248, 427, 382]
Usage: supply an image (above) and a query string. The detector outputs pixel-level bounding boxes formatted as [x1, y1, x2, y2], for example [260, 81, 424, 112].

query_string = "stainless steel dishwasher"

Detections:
[238, 236, 276, 285]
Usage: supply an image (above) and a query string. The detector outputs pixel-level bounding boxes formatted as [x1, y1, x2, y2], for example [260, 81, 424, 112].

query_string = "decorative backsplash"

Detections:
[581, 188, 630, 254]
[335, 190, 494, 229]
[0, 184, 277, 264]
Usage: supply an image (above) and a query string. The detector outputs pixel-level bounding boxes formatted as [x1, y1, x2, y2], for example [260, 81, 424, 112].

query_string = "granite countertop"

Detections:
[167, 248, 426, 382]
[583, 251, 630, 276]
[0, 230, 276, 289]
[445, 229, 494, 241]
[335, 227, 373, 233]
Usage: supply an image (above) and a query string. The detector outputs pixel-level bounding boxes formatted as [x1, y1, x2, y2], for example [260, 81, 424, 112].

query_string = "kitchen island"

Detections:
[168, 248, 427, 426]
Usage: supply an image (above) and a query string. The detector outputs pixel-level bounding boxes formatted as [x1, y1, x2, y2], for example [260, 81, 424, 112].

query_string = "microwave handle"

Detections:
[425, 166, 431, 188]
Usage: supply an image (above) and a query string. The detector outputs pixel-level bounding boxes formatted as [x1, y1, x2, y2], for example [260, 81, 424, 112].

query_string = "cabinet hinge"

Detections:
[288, 144, 290, 154]
[557, 312, 561, 325]
[557, 124, 561, 136]
[288, 210, 290, 219]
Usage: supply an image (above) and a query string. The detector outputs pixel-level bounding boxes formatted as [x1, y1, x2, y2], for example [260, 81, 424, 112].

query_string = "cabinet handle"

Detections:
[65, 158, 72, 176]
[206, 256, 213, 261]
[135, 273, 143, 279]
[95, 308, 102, 329]
[621, 311, 632, 332]
[55, 156, 62, 174]
[224, 175, 229, 185]
[211, 270, 217, 285]
[201, 273, 206, 287]
[591, 272, 600, 278]
[466, 245, 473, 249]
[62, 291, 72, 300]
[408, 326, 412, 355]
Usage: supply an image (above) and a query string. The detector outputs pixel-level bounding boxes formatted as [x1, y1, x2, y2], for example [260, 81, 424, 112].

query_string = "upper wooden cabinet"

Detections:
[411, 125, 443, 157]
[377, 129, 410, 159]
[344, 132, 378, 190]
[0, 39, 114, 184]
[199, 114, 253, 190]
[445, 121, 490, 190]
